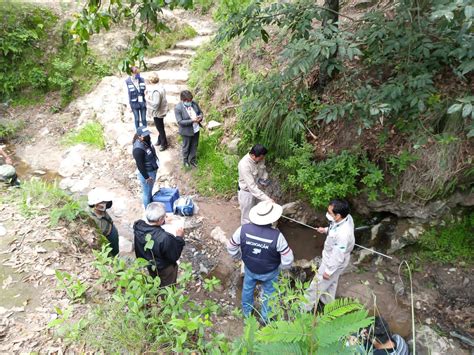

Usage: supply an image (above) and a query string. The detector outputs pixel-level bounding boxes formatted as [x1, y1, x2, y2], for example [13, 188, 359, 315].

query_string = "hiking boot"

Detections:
[183, 162, 191, 169]
[159, 146, 167, 151]
[190, 161, 198, 168]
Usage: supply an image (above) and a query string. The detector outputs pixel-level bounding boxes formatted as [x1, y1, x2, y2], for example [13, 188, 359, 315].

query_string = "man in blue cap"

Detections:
[132, 127, 159, 208]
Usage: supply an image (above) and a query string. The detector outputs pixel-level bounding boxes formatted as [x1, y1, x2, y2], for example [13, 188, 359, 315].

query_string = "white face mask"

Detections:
[326, 212, 335, 222]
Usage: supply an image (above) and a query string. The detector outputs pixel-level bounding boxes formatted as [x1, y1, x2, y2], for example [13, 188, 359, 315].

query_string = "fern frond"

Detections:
[319, 298, 364, 322]
[257, 313, 313, 343]
[315, 310, 373, 348]
[255, 342, 305, 354]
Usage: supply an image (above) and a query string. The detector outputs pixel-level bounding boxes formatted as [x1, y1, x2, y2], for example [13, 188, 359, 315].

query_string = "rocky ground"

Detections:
[0, 5, 472, 354]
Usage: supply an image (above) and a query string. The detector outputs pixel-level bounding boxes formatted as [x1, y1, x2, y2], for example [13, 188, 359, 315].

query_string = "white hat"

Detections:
[87, 187, 113, 206]
[249, 201, 283, 225]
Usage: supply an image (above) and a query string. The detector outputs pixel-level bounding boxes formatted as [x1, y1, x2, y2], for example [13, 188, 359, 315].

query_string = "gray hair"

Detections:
[145, 202, 166, 223]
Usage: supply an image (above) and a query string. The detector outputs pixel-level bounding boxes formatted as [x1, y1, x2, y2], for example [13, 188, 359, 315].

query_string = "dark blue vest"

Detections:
[126, 76, 146, 109]
[241, 223, 281, 274]
[133, 140, 159, 172]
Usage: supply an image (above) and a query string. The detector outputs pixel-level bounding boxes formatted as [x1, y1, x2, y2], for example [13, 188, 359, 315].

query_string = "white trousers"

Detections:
[238, 190, 256, 225]
[302, 262, 347, 311]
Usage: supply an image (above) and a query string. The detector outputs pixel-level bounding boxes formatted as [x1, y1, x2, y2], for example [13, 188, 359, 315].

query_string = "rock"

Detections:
[226, 137, 240, 155]
[58, 146, 85, 177]
[184, 217, 203, 231]
[448, 268, 456, 272]
[59, 177, 74, 190]
[33, 170, 46, 175]
[199, 263, 209, 275]
[282, 201, 300, 216]
[376, 271, 385, 282]
[462, 277, 469, 287]
[394, 281, 405, 296]
[39, 127, 49, 136]
[210, 226, 227, 244]
[425, 318, 432, 325]
[410, 325, 459, 354]
[207, 120, 222, 130]
[69, 178, 90, 193]
[354, 249, 373, 265]
[0, 224, 6, 237]
[119, 236, 134, 253]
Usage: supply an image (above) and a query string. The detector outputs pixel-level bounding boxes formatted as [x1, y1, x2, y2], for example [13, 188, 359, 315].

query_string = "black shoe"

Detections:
[183, 162, 190, 169]
[154, 141, 160, 146]
[190, 161, 198, 168]
[159, 146, 167, 151]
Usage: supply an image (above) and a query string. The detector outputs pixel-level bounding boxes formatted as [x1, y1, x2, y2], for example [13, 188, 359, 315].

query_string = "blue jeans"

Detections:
[137, 170, 157, 208]
[132, 107, 147, 129]
[242, 265, 279, 321]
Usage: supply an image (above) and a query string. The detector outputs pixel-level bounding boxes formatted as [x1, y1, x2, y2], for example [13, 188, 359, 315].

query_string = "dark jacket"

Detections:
[174, 101, 203, 137]
[132, 139, 159, 179]
[126, 76, 146, 109]
[133, 219, 185, 271]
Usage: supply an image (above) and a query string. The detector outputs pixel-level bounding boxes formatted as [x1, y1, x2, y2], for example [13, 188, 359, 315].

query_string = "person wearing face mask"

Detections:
[88, 187, 119, 257]
[174, 90, 203, 168]
[126, 66, 147, 130]
[302, 199, 355, 312]
[132, 127, 159, 208]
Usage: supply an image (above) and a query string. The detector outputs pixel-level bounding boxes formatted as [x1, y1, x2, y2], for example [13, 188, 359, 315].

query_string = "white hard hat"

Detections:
[87, 187, 113, 206]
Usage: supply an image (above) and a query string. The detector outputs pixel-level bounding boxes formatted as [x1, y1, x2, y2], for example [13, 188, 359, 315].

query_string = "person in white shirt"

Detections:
[146, 73, 168, 151]
[238, 144, 273, 225]
[302, 199, 355, 312]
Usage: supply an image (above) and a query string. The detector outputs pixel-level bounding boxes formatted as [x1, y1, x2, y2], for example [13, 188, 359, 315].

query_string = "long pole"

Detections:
[281, 214, 393, 260]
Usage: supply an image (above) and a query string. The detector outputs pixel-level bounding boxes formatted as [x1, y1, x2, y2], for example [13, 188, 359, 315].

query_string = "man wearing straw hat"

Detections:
[227, 201, 294, 323]
[302, 199, 355, 312]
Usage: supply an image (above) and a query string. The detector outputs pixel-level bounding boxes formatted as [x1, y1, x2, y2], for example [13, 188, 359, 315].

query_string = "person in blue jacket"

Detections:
[126, 66, 147, 130]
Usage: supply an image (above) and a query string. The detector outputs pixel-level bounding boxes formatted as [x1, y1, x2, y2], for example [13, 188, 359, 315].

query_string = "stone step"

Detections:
[144, 55, 184, 70]
[155, 69, 189, 84]
[175, 36, 213, 50]
[165, 48, 195, 58]
[162, 83, 188, 95]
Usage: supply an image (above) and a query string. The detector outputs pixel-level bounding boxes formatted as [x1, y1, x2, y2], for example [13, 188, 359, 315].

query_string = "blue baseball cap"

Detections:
[136, 127, 151, 137]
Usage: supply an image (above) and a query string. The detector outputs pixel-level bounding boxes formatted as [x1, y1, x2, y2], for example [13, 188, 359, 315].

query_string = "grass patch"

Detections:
[194, 130, 238, 196]
[418, 213, 474, 264]
[0, 119, 24, 140]
[13, 179, 87, 226]
[188, 44, 220, 101]
[63, 121, 106, 149]
[145, 24, 197, 56]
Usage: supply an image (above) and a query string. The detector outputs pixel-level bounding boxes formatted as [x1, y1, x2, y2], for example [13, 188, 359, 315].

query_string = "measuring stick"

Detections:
[281, 214, 393, 260]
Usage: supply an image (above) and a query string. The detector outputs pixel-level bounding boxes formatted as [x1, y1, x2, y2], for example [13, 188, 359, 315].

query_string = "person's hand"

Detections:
[176, 227, 184, 237]
[316, 227, 327, 234]
[322, 272, 330, 280]
[5, 157, 12, 165]
[146, 177, 154, 185]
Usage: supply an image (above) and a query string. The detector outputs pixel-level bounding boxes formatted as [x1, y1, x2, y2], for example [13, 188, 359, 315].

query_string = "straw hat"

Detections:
[249, 201, 283, 225]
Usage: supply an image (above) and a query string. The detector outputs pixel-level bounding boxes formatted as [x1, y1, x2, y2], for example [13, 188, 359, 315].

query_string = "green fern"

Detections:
[255, 342, 304, 354]
[319, 297, 365, 322]
[315, 309, 373, 348]
[256, 313, 313, 343]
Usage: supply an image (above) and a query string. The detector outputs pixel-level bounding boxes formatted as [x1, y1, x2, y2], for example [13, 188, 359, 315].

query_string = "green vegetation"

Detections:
[194, 130, 239, 196]
[279, 144, 385, 208]
[0, 3, 114, 107]
[51, 246, 373, 352]
[418, 213, 474, 264]
[63, 121, 106, 150]
[188, 43, 221, 101]
[145, 24, 197, 56]
[13, 179, 87, 226]
[0, 119, 24, 140]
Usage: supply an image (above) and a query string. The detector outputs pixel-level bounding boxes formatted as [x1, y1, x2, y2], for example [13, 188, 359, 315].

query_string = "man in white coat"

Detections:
[302, 199, 355, 312]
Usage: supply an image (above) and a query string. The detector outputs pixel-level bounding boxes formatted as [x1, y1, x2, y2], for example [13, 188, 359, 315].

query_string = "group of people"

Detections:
[84, 66, 409, 353]
[126, 66, 204, 208]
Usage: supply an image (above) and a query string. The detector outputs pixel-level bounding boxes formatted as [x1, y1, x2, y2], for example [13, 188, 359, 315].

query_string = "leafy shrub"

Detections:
[13, 179, 87, 225]
[29, 67, 48, 90]
[0, 119, 24, 140]
[63, 121, 106, 149]
[418, 213, 474, 264]
[194, 130, 239, 196]
[278, 143, 385, 207]
[48, 58, 75, 104]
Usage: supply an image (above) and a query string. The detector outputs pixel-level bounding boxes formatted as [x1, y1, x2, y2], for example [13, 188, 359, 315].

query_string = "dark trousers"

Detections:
[132, 107, 147, 129]
[106, 225, 120, 257]
[181, 131, 199, 164]
[148, 264, 178, 287]
[153, 116, 168, 147]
